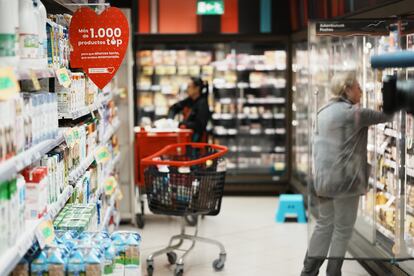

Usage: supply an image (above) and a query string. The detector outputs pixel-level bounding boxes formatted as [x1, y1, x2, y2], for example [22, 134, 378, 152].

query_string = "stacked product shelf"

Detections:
[0, 1, 123, 274]
[137, 49, 214, 125]
[211, 49, 288, 179]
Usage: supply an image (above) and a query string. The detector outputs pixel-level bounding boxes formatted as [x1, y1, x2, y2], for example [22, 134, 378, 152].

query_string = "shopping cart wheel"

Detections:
[175, 264, 184, 276]
[147, 261, 154, 276]
[185, 215, 198, 226]
[136, 214, 145, 229]
[212, 255, 226, 271]
[167, 252, 177, 265]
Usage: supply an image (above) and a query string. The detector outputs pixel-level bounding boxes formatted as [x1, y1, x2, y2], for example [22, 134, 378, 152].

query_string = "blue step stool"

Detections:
[275, 194, 307, 223]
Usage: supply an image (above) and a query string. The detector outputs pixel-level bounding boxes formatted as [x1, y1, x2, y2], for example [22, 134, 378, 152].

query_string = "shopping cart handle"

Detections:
[141, 143, 228, 167]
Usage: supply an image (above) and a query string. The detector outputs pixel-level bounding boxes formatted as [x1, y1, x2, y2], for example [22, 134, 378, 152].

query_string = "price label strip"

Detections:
[0, 67, 20, 100]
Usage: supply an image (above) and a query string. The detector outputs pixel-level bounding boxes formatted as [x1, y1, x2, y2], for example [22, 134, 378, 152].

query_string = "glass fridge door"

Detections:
[292, 42, 310, 182]
[307, 20, 414, 261]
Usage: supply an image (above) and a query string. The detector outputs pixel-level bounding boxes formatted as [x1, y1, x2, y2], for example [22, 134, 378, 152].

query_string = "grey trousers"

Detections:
[301, 195, 360, 276]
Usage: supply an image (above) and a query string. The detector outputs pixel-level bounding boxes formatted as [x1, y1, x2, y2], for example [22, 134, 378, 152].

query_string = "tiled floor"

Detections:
[121, 196, 369, 276]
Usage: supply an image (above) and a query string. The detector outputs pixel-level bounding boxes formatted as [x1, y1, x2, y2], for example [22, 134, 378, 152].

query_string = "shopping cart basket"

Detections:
[134, 127, 193, 228]
[141, 142, 228, 276]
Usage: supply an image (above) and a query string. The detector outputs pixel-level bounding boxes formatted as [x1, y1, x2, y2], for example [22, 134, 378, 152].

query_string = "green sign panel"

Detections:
[197, 0, 224, 15]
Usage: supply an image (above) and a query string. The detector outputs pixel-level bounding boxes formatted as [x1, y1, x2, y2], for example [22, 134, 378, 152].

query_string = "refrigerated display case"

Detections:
[300, 20, 414, 272]
[134, 36, 290, 190]
[291, 42, 309, 187]
[211, 44, 288, 182]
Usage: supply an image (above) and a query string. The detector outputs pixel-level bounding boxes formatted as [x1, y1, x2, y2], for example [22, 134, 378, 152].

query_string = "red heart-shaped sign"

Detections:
[69, 7, 129, 89]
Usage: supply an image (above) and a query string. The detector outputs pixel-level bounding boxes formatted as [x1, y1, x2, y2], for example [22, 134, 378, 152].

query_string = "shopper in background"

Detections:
[301, 71, 393, 276]
[168, 77, 211, 142]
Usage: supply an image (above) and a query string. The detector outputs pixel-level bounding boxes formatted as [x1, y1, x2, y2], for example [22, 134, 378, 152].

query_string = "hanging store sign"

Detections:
[197, 0, 224, 15]
[69, 7, 129, 89]
[316, 20, 390, 36]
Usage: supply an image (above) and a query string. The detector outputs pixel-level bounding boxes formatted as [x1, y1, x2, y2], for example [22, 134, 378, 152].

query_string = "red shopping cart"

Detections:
[134, 128, 192, 228]
[141, 143, 228, 276]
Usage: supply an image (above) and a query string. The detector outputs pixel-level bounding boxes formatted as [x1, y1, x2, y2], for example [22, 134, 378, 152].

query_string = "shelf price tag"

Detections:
[36, 220, 55, 249]
[0, 67, 20, 100]
[105, 176, 118, 196]
[55, 68, 71, 88]
[95, 146, 111, 164]
[29, 70, 41, 91]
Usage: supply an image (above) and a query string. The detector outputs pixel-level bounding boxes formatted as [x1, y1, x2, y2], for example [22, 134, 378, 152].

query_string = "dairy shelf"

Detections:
[0, 220, 41, 276]
[0, 133, 65, 182]
[47, 185, 74, 220]
[0, 184, 74, 276]
[0, 148, 120, 276]
[58, 92, 113, 120]
[68, 119, 120, 184]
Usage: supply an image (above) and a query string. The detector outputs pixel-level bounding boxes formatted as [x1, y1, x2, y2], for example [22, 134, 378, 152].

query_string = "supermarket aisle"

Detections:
[122, 197, 369, 276]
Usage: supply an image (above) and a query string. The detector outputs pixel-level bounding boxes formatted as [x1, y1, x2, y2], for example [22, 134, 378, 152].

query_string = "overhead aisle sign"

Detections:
[69, 7, 129, 89]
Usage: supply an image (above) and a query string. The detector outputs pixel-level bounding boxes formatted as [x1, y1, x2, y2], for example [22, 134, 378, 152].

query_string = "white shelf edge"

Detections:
[384, 159, 397, 170]
[58, 92, 111, 120]
[47, 185, 74, 220]
[0, 132, 64, 182]
[376, 223, 395, 241]
[0, 220, 41, 276]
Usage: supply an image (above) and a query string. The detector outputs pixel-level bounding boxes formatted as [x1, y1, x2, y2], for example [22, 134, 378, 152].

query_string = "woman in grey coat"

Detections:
[301, 72, 393, 276]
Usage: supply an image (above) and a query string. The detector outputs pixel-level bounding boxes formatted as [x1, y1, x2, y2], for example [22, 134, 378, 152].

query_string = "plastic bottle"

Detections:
[34, 0, 48, 68]
[19, 0, 39, 62]
[0, 0, 19, 67]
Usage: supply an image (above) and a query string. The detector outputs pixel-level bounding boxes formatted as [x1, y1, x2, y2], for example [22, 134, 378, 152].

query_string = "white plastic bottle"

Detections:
[34, 0, 48, 68]
[19, 0, 39, 64]
[0, 0, 19, 67]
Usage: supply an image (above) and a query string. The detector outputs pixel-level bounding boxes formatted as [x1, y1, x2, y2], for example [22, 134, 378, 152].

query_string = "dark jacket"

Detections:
[168, 95, 210, 142]
[313, 98, 392, 198]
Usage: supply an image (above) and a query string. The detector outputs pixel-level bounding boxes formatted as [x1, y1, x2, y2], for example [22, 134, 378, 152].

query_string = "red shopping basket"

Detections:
[134, 128, 193, 189]
[141, 143, 228, 216]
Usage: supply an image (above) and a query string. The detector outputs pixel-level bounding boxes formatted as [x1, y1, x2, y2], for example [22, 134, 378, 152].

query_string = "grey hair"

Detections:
[330, 71, 357, 98]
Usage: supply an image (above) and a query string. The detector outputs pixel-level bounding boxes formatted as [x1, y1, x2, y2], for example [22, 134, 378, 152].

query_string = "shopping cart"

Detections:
[141, 142, 228, 276]
[134, 127, 193, 228]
